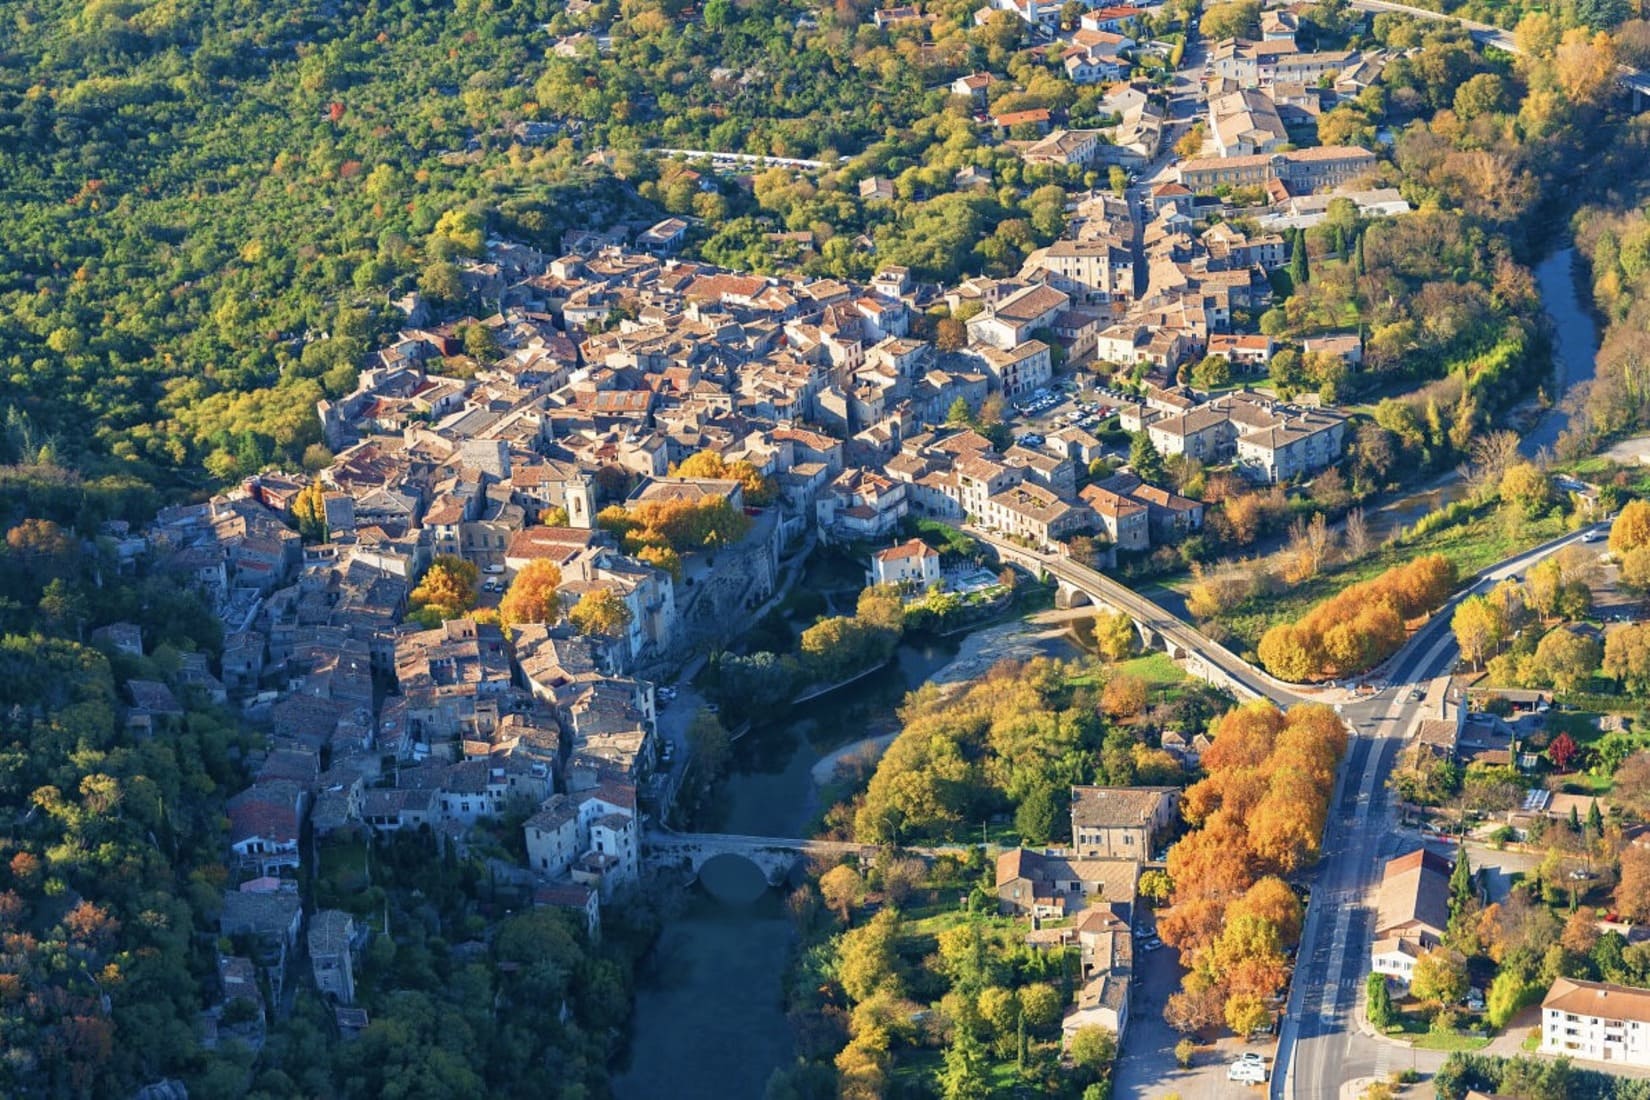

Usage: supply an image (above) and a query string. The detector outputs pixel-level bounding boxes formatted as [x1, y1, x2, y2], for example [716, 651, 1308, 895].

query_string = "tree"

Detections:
[1453, 72, 1508, 120]
[1019, 983, 1063, 1034]
[1449, 843, 1475, 920]
[1191, 355, 1232, 391]
[291, 481, 329, 542]
[1618, 846, 1650, 922]
[1410, 947, 1469, 1007]
[1549, 732, 1579, 772]
[1613, 751, 1650, 817]
[1200, 0, 1260, 39]
[1366, 973, 1394, 1030]
[567, 587, 633, 639]
[498, 560, 562, 627]
[837, 909, 902, 1002]
[946, 396, 974, 426]
[1094, 611, 1138, 661]
[940, 1024, 990, 1100]
[1554, 28, 1619, 105]
[1499, 463, 1552, 518]
[1452, 596, 1503, 671]
[1532, 629, 1601, 695]
[819, 864, 866, 923]
[1605, 623, 1650, 695]
[1066, 1025, 1117, 1083]
[1620, 546, 1650, 595]
[1015, 783, 1061, 844]
[936, 317, 968, 352]
[409, 555, 479, 624]
[1129, 432, 1166, 485]
[1101, 674, 1148, 718]
[1289, 232, 1310, 287]
[1108, 166, 1129, 197]
[1609, 499, 1650, 557]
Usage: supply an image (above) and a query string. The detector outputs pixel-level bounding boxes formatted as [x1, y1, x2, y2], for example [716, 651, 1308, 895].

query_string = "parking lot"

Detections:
[1010, 379, 1130, 451]
[1116, 934, 1281, 1099]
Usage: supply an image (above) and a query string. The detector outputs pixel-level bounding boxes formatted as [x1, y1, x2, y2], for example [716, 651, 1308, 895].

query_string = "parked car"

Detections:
[1228, 1053, 1268, 1085]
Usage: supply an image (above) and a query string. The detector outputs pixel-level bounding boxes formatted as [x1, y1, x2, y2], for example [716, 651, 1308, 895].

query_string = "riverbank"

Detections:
[809, 613, 1089, 788]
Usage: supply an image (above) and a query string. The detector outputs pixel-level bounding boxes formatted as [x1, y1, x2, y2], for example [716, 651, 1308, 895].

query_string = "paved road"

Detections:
[1274, 522, 1608, 1100]
[1348, 0, 1650, 94]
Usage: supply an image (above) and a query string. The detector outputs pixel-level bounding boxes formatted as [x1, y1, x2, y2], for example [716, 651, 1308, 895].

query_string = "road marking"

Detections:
[1318, 905, 1354, 1024]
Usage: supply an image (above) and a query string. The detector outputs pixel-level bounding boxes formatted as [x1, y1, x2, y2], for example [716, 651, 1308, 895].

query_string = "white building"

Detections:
[869, 538, 942, 589]
[523, 781, 640, 901]
[1541, 977, 1650, 1067]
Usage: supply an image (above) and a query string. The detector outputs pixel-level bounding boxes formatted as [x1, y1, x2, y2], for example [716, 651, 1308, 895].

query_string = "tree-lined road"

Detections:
[967, 515, 1604, 1099]
[1275, 522, 1608, 1099]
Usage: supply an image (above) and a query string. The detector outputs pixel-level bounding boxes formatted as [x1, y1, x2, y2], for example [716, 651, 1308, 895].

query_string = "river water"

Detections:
[615, 629, 1078, 1099]
[1350, 245, 1598, 546]
[1524, 246, 1601, 458]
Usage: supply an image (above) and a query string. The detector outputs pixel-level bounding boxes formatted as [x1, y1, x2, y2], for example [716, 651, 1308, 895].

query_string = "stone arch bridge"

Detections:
[965, 526, 1302, 707]
[645, 830, 956, 885]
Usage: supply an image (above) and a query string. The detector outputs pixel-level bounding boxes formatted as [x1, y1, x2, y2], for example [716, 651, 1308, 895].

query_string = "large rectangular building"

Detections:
[1177, 147, 1376, 192]
[1541, 977, 1650, 1067]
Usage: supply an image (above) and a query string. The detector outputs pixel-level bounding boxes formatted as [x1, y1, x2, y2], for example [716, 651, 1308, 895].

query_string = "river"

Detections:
[615, 626, 1080, 1099]
[1524, 246, 1601, 457]
[1344, 244, 1598, 545]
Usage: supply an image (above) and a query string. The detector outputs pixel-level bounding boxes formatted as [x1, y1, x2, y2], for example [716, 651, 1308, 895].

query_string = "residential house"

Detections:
[308, 909, 358, 1005]
[982, 482, 1092, 546]
[636, 218, 689, 255]
[869, 539, 943, 588]
[227, 781, 308, 877]
[1371, 848, 1453, 983]
[1540, 977, 1650, 1067]
[995, 848, 1138, 918]
[1070, 786, 1180, 859]
[816, 468, 909, 542]
[1176, 147, 1377, 192]
[1079, 485, 1150, 553]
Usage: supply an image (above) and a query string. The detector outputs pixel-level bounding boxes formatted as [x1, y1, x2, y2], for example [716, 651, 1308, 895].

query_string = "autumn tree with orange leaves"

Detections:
[498, 560, 563, 627]
[1158, 701, 1346, 1036]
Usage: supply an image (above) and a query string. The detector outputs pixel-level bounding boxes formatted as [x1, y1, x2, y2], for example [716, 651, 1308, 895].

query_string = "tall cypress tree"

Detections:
[1449, 841, 1474, 919]
[1289, 229, 1309, 287]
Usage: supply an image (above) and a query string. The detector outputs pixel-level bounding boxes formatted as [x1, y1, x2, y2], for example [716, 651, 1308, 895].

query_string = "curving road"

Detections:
[1274, 521, 1609, 1099]
[965, 515, 1605, 1098]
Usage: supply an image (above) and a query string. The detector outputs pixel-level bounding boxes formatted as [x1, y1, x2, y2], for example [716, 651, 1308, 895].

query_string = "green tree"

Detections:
[1129, 432, 1167, 486]
[1289, 232, 1310, 287]
[1366, 972, 1394, 1030]
[1067, 1025, 1117, 1084]
[1411, 947, 1469, 1007]
[940, 1023, 991, 1100]
[1191, 355, 1232, 391]
[1449, 843, 1474, 921]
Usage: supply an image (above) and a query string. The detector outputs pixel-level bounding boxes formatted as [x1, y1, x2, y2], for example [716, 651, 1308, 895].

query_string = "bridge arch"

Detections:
[1054, 581, 1093, 610]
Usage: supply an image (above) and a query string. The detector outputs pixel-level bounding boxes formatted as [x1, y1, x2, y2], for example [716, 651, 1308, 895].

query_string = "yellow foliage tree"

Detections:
[498, 560, 562, 627]
[409, 555, 478, 625]
[568, 587, 633, 639]
[1610, 499, 1650, 557]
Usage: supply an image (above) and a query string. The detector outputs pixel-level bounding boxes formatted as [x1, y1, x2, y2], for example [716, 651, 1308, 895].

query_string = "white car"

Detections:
[1228, 1054, 1268, 1085]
